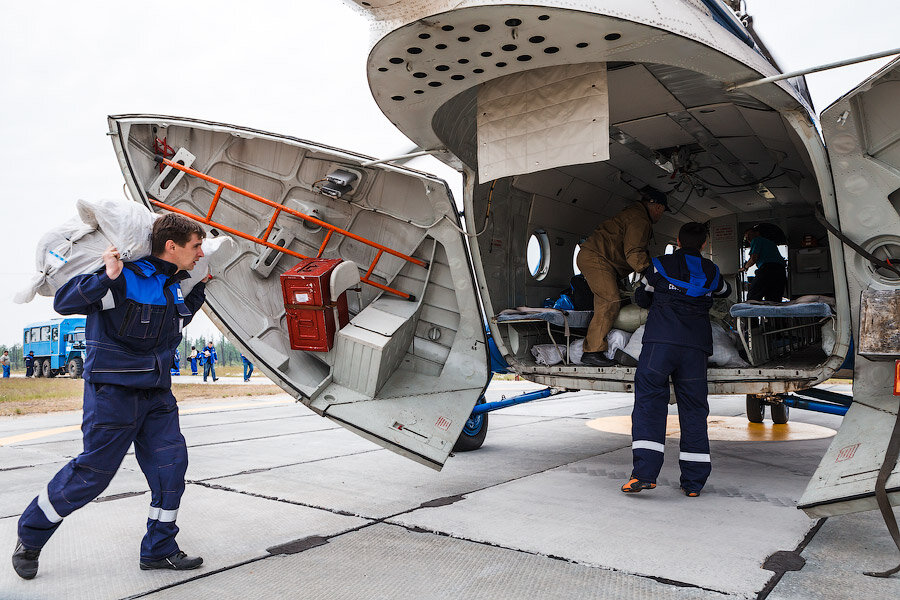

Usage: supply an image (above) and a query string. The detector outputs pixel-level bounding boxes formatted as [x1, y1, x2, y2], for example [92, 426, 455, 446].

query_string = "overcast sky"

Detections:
[0, 0, 896, 347]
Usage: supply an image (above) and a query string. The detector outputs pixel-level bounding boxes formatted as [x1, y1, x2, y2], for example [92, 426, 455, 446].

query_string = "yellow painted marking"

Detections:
[587, 415, 836, 442]
[0, 425, 81, 447]
[0, 399, 293, 447]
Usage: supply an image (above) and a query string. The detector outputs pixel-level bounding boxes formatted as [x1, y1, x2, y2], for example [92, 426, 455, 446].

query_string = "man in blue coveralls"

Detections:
[202, 341, 218, 382]
[622, 222, 732, 497]
[241, 353, 253, 382]
[12, 213, 209, 579]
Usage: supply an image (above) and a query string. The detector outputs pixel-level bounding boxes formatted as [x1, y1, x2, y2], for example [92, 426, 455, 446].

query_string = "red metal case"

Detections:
[280, 258, 350, 352]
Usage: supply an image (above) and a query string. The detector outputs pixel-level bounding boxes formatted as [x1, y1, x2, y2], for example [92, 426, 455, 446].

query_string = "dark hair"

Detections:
[151, 213, 205, 255]
[678, 222, 707, 250]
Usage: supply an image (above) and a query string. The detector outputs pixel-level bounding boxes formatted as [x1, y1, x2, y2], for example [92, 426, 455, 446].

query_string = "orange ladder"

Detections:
[150, 156, 427, 301]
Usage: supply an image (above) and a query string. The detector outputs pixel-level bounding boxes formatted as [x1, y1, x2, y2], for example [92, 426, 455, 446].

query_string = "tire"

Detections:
[771, 402, 790, 425]
[67, 357, 84, 379]
[746, 395, 765, 423]
[34, 359, 44, 378]
[453, 399, 489, 452]
[42, 361, 52, 378]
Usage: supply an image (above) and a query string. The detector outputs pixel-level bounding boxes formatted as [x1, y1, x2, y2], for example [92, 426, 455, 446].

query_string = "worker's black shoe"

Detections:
[12, 539, 41, 580]
[681, 487, 701, 497]
[614, 349, 638, 367]
[621, 478, 656, 493]
[581, 352, 616, 367]
[140, 551, 203, 571]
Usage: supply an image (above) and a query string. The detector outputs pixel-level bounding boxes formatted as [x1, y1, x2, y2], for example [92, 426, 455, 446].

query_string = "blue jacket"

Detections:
[203, 345, 217, 364]
[635, 248, 731, 355]
[54, 256, 206, 389]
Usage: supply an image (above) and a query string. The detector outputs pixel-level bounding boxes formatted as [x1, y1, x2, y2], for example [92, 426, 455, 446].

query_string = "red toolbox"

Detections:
[280, 258, 350, 352]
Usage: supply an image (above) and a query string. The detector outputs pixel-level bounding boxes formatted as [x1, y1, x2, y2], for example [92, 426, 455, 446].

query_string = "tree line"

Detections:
[0, 335, 244, 370]
[178, 334, 245, 366]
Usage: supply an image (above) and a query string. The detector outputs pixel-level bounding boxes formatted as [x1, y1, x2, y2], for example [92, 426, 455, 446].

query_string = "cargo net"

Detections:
[149, 155, 426, 301]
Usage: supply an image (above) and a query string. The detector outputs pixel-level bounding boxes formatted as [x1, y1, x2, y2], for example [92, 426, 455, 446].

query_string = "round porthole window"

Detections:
[863, 236, 900, 284]
[528, 230, 551, 280]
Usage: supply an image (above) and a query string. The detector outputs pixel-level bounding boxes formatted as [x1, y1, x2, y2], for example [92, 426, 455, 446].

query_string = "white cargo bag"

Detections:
[15, 199, 158, 304]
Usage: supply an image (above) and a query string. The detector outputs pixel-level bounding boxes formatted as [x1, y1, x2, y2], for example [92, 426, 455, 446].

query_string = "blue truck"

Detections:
[23, 318, 87, 378]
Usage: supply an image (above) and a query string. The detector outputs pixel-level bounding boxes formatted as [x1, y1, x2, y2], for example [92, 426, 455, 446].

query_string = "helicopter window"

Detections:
[528, 230, 551, 280]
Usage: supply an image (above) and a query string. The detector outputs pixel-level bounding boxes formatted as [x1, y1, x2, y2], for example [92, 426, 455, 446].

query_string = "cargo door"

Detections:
[108, 115, 489, 470]
[798, 58, 900, 517]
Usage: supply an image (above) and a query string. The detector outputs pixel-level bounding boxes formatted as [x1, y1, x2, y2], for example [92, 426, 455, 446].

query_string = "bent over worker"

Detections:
[576, 187, 668, 367]
[623, 222, 731, 497]
[13, 213, 208, 579]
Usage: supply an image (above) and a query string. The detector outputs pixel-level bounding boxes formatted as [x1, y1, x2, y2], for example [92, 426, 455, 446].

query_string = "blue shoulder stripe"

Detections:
[122, 268, 168, 305]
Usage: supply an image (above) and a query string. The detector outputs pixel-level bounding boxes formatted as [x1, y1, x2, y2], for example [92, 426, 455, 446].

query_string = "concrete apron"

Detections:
[2, 388, 893, 599]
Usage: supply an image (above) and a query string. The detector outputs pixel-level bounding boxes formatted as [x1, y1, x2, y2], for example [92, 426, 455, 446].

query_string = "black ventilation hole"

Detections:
[473, 68, 484, 73]
[389, 57, 404, 64]
[407, 47, 422, 54]
[538, 15, 550, 21]
[458, 58, 469, 64]
[481, 51, 493, 57]
[517, 55, 532, 62]
[458, 36, 470, 42]
[544, 47, 559, 54]
[496, 62, 507, 67]
[441, 25, 454, 31]
[576, 42, 589, 48]
[435, 43, 447, 50]
[378, 67, 388, 72]
[604, 33, 621, 41]
[473, 24, 490, 32]
[413, 72, 427, 78]
[391, 96, 405, 101]
[414, 89, 424, 94]
[501, 44, 517, 51]
[505, 18, 522, 27]
[435, 64, 450, 71]
[418, 33, 431, 40]
[428, 81, 442, 87]
[528, 36, 545, 43]
[451, 74, 465, 80]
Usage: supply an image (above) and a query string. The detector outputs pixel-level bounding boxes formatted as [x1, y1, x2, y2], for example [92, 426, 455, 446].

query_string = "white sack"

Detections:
[76, 198, 159, 261]
[619, 324, 749, 368]
[622, 325, 645, 362]
[568, 337, 585, 364]
[821, 323, 836, 356]
[532, 343, 565, 366]
[604, 329, 633, 360]
[181, 236, 236, 296]
[709, 324, 749, 368]
[14, 217, 110, 304]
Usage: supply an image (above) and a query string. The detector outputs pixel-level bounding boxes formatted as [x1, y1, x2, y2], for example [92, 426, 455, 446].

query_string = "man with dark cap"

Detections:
[576, 187, 669, 367]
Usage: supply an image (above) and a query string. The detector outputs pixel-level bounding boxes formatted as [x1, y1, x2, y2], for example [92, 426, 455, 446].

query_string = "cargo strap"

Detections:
[863, 404, 900, 578]
[816, 205, 900, 278]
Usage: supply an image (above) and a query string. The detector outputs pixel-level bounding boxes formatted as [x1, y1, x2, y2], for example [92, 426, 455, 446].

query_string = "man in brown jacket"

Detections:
[576, 188, 669, 366]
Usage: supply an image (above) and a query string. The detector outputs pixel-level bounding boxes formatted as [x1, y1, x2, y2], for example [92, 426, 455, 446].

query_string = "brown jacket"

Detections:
[580, 203, 653, 277]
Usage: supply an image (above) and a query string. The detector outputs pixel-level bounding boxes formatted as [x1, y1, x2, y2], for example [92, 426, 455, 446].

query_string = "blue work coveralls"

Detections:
[241, 354, 253, 381]
[202, 345, 217, 381]
[17, 256, 206, 562]
[631, 248, 731, 492]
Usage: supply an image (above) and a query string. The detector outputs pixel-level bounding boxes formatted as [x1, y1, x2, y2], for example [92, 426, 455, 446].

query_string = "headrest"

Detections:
[330, 260, 360, 299]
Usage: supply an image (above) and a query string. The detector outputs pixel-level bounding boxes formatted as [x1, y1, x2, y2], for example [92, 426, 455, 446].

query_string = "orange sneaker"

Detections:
[681, 487, 700, 497]
[621, 478, 656, 493]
